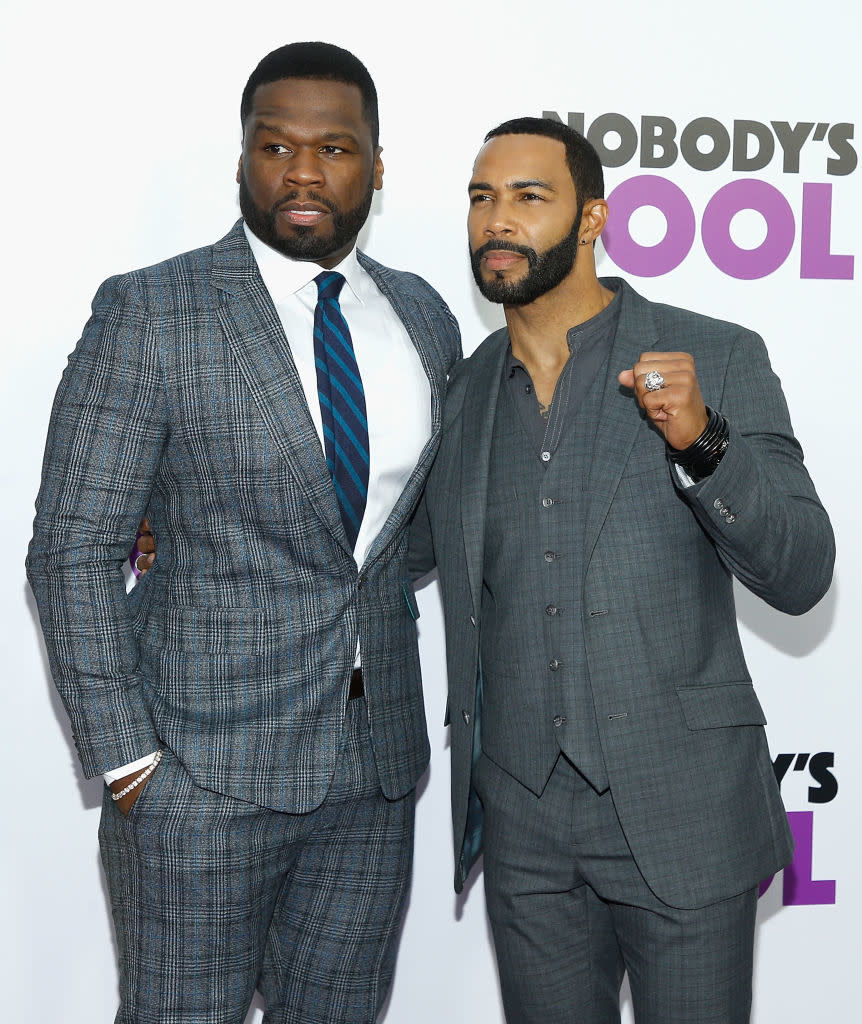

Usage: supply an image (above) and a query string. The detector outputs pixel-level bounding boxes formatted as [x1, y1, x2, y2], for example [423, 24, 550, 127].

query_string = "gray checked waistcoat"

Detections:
[480, 360, 610, 794]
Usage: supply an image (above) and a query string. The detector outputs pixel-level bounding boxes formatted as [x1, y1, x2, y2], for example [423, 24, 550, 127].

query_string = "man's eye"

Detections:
[264, 143, 290, 155]
[469, 194, 492, 204]
[521, 192, 544, 201]
[320, 145, 345, 155]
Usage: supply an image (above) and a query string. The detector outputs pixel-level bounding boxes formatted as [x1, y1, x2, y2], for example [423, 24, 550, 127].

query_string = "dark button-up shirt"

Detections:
[505, 283, 622, 460]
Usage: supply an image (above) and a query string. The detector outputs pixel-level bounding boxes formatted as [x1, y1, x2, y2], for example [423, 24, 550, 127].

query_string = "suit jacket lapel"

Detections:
[358, 255, 448, 571]
[211, 222, 349, 551]
[459, 330, 509, 616]
[584, 280, 661, 564]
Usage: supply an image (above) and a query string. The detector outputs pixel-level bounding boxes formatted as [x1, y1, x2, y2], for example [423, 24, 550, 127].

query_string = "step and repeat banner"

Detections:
[3, 2, 858, 1021]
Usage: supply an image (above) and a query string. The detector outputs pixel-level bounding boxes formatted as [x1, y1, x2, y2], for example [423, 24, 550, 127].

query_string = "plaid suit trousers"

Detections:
[98, 698, 414, 1024]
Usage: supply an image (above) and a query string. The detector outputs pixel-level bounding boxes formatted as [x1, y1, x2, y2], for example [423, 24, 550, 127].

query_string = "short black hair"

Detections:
[241, 41, 379, 148]
[484, 117, 604, 202]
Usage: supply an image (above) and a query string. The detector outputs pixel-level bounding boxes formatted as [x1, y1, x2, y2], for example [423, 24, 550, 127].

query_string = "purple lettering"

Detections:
[800, 183, 854, 279]
[701, 180, 795, 280]
[784, 811, 836, 905]
[603, 175, 695, 277]
[758, 811, 836, 904]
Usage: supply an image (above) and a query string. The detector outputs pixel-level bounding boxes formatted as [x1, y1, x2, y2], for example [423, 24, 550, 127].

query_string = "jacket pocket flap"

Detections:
[676, 683, 766, 730]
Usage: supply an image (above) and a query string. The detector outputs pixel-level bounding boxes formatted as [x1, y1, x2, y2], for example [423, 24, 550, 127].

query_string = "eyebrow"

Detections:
[252, 122, 358, 144]
[468, 178, 557, 193]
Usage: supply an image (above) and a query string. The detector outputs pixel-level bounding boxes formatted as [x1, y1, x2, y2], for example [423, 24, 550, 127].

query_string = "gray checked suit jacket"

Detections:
[410, 278, 834, 908]
[28, 220, 461, 813]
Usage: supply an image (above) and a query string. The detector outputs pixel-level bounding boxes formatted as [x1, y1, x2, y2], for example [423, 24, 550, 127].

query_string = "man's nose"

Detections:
[283, 151, 325, 186]
[482, 209, 514, 236]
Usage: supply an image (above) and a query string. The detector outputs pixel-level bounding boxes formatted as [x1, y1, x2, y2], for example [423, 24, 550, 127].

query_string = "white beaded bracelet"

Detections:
[111, 749, 163, 801]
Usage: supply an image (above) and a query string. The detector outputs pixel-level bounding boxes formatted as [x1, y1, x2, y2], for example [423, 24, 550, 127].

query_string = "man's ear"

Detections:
[581, 198, 609, 243]
[373, 147, 384, 191]
[236, 157, 243, 186]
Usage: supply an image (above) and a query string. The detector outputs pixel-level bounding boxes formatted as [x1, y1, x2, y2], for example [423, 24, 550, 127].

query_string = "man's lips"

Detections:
[276, 202, 331, 226]
[482, 250, 526, 271]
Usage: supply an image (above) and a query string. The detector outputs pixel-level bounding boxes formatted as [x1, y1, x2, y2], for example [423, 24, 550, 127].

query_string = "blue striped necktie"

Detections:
[312, 271, 369, 549]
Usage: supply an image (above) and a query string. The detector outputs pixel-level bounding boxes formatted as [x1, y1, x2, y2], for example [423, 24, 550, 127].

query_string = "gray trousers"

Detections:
[474, 751, 757, 1024]
[98, 698, 415, 1024]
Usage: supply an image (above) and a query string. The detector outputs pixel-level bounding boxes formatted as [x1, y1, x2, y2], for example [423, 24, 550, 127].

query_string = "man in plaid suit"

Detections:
[27, 42, 459, 1024]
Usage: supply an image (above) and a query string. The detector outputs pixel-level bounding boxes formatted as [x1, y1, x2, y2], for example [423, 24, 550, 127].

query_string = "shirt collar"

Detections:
[243, 221, 366, 305]
[505, 284, 621, 378]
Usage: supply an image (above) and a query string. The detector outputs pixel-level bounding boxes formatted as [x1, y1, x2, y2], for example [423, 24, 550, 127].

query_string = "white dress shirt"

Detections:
[243, 224, 431, 567]
[104, 224, 432, 784]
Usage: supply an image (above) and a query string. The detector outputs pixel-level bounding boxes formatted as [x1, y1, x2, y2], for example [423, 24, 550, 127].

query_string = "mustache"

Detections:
[272, 191, 337, 216]
[471, 239, 538, 268]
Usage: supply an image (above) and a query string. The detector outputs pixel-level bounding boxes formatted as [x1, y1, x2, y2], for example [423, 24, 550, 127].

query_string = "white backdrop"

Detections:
[2, 2, 858, 1021]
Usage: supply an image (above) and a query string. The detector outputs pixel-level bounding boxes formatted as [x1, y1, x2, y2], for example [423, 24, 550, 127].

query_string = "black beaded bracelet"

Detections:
[667, 406, 730, 482]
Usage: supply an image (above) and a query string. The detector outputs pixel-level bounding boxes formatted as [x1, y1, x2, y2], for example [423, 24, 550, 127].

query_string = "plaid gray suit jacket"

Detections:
[28, 220, 461, 812]
[411, 278, 834, 908]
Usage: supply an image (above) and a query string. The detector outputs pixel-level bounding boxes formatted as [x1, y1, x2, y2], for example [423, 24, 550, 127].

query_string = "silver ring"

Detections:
[644, 370, 665, 391]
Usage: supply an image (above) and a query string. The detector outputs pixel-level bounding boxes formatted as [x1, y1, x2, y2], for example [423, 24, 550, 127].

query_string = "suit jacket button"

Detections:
[549, 659, 561, 671]
[553, 715, 567, 727]
[462, 710, 471, 725]
[713, 498, 723, 510]
[725, 513, 736, 523]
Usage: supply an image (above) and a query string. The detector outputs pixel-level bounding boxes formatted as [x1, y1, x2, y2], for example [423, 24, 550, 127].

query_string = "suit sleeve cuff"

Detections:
[103, 751, 159, 784]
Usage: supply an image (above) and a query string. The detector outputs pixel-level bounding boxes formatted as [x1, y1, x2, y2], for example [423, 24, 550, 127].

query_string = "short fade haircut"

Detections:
[484, 117, 604, 203]
[240, 41, 379, 148]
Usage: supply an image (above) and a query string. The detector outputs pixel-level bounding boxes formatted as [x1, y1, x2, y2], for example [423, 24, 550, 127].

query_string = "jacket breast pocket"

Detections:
[676, 682, 766, 730]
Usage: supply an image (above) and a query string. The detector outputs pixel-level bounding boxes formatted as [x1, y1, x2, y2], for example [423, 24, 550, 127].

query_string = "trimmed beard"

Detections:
[239, 171, 374, 262]
[470, 209, 583, 306]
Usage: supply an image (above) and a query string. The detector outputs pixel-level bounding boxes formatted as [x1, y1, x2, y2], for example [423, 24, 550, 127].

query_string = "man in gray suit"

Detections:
[27, 42, 459, 1024]
[410, 118, 834, 1022]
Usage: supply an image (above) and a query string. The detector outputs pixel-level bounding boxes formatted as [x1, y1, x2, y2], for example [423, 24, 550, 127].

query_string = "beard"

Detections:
[239, 171, 375, 262]
[470, 210, 583, 306]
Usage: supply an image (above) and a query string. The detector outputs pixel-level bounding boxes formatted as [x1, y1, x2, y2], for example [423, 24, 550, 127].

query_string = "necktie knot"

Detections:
[314, 270, 346, 302]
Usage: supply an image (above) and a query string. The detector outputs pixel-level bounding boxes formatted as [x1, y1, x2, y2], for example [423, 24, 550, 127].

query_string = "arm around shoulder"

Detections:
[408, 495, 436, 583]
